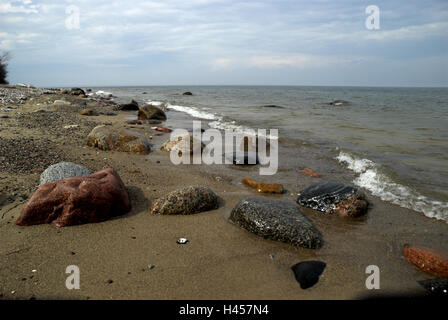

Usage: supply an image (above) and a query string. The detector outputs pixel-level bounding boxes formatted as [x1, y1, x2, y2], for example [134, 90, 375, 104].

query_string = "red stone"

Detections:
[403, 245, 448, 278]
[16, 168, 131, 227]
[300, 168, 321, 178]
[154, 126, 173, 133]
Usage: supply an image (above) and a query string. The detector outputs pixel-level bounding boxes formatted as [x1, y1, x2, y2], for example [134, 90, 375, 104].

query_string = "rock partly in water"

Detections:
[151, 186, 219, 215]
[329, 100, 349, 106]
[138, 104, 167, 121]
[403, 245, 448, 278]
[261, 105, 284, 109]
[239, 135, 270, 153]
[241, 177, 284, 194]
[183, 91, 193, 96]
[161, 133, 203, 156]
[87, 125, 151, 154]
[418, 279, 448, 296]
[291, 261, 326, 289]
[117, 99, 139, 111]
[300, 168, 321, 178]
[230, 197, 323, 249]
[297, 181, 368, 217]
[80, 108, 99, 116]
[16, 168, 131, 227]
[153, 126, 173, 133]
[40, 162, 91, 185]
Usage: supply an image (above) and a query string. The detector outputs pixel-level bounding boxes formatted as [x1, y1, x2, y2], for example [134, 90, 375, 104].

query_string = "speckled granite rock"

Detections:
[16, 168, 131, 227]
[291, 261, 326, 289]
[297, 181, 368, 217]
[151, 186, 219, 215]
[403, 245, 448, 278]
[40, 162, 91, 185]
[418, 279, 448, 296]
[229, 197, 322, 249]
[161, 133, 203, 156]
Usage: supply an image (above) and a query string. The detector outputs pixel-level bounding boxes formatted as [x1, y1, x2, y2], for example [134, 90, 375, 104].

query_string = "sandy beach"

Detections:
[0, 86, 447, 300]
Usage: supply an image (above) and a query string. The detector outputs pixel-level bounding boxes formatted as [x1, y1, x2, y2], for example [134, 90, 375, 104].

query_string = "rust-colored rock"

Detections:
[403, 245, 448, 278]
[300, 168, 321, 178]
[242, 177, 284, 194]
[154, 126, 173, 133]
[16, 168, 131, 227]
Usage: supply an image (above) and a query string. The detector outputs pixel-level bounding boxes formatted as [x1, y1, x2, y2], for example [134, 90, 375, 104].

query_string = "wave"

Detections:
[154, 100, 278, 139]
[336, 151, 448, 223]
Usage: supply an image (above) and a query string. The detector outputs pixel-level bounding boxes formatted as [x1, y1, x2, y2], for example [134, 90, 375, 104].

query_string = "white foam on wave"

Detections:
[336, 151, 448, 223]
[95, 90, 113, 97]
[166, 103, 219, 120]
[208, 120, 278, 140]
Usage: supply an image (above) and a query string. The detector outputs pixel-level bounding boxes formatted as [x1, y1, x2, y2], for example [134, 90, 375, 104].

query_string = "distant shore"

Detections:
[1, 85, 447, 299]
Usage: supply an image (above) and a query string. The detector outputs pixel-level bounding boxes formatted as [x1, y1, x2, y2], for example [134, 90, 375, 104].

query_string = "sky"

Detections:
[0, 0, 447, 87]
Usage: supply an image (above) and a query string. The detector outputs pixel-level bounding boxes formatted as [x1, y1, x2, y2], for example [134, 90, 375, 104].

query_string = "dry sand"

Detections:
[1, 88, 447, 300]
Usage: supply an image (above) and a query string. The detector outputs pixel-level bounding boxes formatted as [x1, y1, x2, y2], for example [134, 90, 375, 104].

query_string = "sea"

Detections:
[86, 86, 448, 223]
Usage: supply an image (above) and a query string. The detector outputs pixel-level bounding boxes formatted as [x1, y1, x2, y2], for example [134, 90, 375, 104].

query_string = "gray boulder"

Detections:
[40, 162, 91, 185]
[230, 197, 322, 249]
[151, 186, 219, 215]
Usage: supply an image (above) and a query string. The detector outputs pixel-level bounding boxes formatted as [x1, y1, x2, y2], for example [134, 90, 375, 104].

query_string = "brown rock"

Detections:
[300, 168, 321, 178]
[16, 168, 131, 227]
[403, 245, 448, 278]
[138, 105, 166, 121]
[154, 126, 172, 133]
[161, 133, 203, 156]
[87, 125, 151, 154]
[242, 177, 284, 194]
[80, 108, 99, 116]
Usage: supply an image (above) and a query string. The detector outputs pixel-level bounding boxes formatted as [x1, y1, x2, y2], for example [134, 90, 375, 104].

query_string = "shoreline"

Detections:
[1, 86, 447, 299]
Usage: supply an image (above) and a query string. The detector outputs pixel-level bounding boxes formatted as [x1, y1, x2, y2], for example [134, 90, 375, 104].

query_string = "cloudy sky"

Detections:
[0, 0, 447, 87]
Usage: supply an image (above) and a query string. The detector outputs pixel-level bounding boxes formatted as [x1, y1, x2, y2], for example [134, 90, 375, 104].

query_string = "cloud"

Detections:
[0, 0, 39, 14]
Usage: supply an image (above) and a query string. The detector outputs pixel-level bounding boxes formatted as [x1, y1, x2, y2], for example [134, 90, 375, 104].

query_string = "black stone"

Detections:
[261, 105, 285, 109]
[183, 91, 193, 95]
[117, 99, 139, 111]
[297, 181, 364, 214]
[418, 279, 448, 296]
[291, 261, 326, 289]
[230, 197, 323, 249]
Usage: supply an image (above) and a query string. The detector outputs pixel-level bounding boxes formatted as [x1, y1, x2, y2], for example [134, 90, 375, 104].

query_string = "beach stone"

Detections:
[242, 177, 283, 194]
[40, 162, 91, 185]
[138, 104, 166, 121]
[16, 168, 131, 227]
[183, 91, 193, 95]
[161, 133, 203, 156]
[87, 125, 151, 154]
[151, 186, 219, 215]
[239, 135, 270, 153]
[418, 279, 448, 296]
[300, 168, 321, 178]
[53, 100, 71, 106]
[329, 100, 349, 106]
[80, 108, 99, 116]
[153, 126, 172, 133]
[291, 261, 326, 289]
[229, 197, 323, 249]
[297, 181, 368, 217]
[70, 88, 85, 96]
[261, 105, 284, 109]
[117, 99, 139, 111]
[403, 245, 448, 278]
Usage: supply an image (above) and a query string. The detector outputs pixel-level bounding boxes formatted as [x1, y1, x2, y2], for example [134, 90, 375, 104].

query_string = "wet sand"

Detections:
[1, 88, 447, 299]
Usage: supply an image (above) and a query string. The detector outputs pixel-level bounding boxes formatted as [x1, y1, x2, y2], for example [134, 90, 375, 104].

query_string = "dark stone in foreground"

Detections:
[16, 168, 131, 227]
[291, 261, 326, 289]
[297, 181, 368, 217]
[225, 151, 259, 165]
[151, 186, 219, 215]
[230, 197, 322, 249]
[418, 279, 448, 296]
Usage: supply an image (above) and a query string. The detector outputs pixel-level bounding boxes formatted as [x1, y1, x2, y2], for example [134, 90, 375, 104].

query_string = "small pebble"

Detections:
[177, 237, 189, 244]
